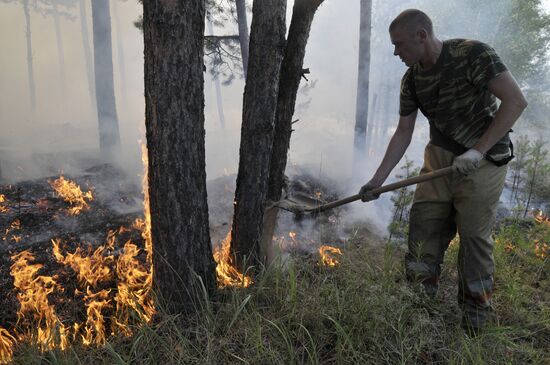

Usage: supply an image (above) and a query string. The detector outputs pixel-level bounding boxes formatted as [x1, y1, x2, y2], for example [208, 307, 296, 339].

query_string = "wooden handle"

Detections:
[314, 166, 454, 213]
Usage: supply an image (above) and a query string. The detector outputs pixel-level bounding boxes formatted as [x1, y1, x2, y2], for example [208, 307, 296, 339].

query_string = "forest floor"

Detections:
[0, 165, 549, 364]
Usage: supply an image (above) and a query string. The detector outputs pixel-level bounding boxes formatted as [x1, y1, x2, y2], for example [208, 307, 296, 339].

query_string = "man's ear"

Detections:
[417, 28, 428, 42]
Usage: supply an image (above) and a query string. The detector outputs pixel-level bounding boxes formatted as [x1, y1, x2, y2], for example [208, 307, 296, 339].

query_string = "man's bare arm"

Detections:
[370, 110, 418, 185]
[473, 71, 528, 154]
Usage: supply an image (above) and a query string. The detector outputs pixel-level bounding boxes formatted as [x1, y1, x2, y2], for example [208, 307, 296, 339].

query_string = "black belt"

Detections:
[429, 123, 514, 167]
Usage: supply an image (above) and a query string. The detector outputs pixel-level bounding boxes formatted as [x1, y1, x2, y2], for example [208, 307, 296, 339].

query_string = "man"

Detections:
[359, 9, 528, 334]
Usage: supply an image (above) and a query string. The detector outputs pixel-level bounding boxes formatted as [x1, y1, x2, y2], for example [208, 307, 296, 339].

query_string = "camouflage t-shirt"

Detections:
[399, 39, 510, 160]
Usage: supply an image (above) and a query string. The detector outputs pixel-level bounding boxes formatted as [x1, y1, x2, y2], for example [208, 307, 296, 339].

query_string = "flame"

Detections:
[10, 250, 69, 351]
[138, 142, 153, 267]
[49, 175, 93, 215]
[52, 239, 114, 288]
[81, 288, 111, 346]
[0, 194, 8, 213]
[319, 245, 343, 267]
[3, 219, 21, 243]
[213, 231, 253, 288]
[535, 241, 549, 259]
[0, 328, 16, 365]
[113, 241, 155, 335]
[0, 142, 157, 356]
[534, 210, 550, 227]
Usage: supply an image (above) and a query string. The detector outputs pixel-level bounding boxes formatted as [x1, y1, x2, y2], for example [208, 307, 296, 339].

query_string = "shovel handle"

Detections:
[314, 166, 455, 213]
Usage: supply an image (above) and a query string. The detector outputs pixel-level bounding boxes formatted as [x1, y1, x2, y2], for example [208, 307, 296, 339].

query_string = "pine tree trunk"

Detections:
[235, 0, 249, 76]
[91, 0, 121, 160]
[143, 0, 216, 313]
[261, 0, 323, 264]
[230, 0, 286, 270]
[352, 0, 373, 176]
[52, 2, 67, 101]
[23, 0, 36, 116]
[79, 0, 96, 112]
[111, 1, 128, 111]
[266, 0, 324, 204]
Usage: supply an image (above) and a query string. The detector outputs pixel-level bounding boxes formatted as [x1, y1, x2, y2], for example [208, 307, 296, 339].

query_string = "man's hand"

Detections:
[359, 179, 383, 202]
[453, 149, 484, 175]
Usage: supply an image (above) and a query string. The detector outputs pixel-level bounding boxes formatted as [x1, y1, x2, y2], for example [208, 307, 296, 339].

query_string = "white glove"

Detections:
[453, 149, 484, 175]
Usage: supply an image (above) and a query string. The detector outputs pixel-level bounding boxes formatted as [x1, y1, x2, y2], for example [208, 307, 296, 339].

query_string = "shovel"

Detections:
[275, 166, 455, 216]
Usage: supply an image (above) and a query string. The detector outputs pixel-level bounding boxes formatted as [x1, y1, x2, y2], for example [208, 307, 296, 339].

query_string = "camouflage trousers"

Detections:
[405, 143, 507, 329]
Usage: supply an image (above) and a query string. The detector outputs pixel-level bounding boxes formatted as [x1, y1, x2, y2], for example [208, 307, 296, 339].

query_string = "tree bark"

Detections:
[235, 0, 249, 76]
[52, 2, 67, 101]
[261, 0, 323, 264]
[267, 0, 324, 204]
[91, 0, 121, 160]
[23, 0, 36, 116]
[79, 0, 96, 112]
[111, 0, 128, 111]
[143, 0, 216, 313]
[230, 0, 286, 270]
[352, 0, 373, 176]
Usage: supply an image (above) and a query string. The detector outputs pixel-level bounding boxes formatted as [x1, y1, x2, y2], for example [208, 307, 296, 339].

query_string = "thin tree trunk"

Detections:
[235, 0, 249, 76]
[111, 0, 128, 111]
[352, 0, 373, 176]
[267, 0, 324, 204]
[143, 0, 216, 313]
[230, 0, 286, 270]
[79, 0, 96, 112]
[261, 0, 324, 264]
[207, 18, 226, 130]
[23, 0, 36, 116]
[91, 0, 121, 160]
[52, 2, 67, 101]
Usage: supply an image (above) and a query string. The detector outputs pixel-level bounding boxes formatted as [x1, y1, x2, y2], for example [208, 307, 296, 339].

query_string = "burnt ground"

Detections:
[0, 164, 145, 332]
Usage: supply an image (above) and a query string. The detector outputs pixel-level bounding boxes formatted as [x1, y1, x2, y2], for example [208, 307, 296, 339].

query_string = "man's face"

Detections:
[390, 27, 424, 67]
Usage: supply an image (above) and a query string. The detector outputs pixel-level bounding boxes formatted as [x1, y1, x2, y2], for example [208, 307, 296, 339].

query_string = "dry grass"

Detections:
[8, 218, 550, 365]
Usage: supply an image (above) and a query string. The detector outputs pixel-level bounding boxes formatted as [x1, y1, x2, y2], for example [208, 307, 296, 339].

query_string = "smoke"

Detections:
[1, 0, 548, 236]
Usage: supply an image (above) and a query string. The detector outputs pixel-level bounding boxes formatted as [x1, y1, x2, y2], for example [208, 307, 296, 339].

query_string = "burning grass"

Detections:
[5, 217, 549, 364]
[48, 175, 94, 215]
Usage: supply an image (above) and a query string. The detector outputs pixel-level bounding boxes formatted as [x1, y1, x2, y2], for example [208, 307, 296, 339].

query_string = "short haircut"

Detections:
[389, 9, 433, 36]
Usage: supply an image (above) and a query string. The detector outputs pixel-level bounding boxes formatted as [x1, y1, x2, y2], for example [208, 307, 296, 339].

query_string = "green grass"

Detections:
[8, 219, 550, 364]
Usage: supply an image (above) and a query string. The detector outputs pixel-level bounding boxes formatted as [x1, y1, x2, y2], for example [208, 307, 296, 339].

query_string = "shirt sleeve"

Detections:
[399, 68, 418, 116]
[468, 42, 508, 89]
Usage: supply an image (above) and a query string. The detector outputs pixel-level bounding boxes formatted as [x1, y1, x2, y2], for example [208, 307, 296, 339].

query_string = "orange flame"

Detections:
[534, 210, 550, 227]
[319, 245, 343, 267]
[535, 241, 549, 259]
[52, 239, 114, 288]
[113, 241, 155, 335]
[49, 175, 93, 215]
[0, 194, 8, 213]
[10, 250, 69, 351]
[80, 288, 111, 346]
[0, 327, 16, 365]
[213, 231, 253, 288]
[3, 219, 21, 243]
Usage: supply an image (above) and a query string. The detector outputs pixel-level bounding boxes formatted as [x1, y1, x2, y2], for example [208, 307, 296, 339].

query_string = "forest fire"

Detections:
[0, 195, 8, 213]
[319, 245, 343, 267]
[0, 328, 16, 365]
[10, 250, 69, 351]
[49, 175, 94, 215]
[534, 210, 550, 227]
[213, 231, 253, 288]
[535, 241, 548, 259]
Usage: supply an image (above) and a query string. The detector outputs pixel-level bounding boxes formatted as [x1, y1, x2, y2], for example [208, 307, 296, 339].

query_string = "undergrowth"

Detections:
[9, 218, 550, 365]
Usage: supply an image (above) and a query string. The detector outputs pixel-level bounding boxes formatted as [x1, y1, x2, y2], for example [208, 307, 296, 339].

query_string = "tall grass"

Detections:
[9, 218, 550, 364]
